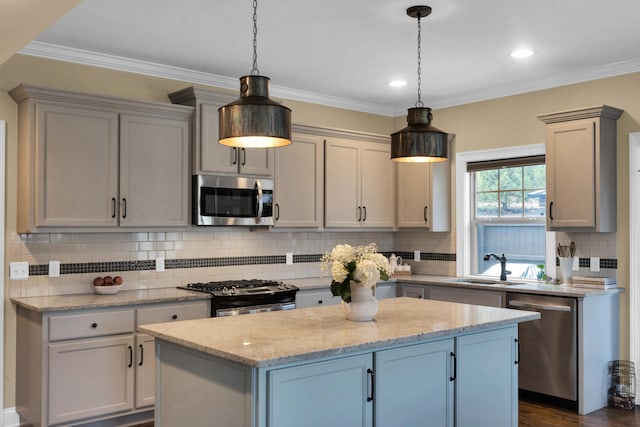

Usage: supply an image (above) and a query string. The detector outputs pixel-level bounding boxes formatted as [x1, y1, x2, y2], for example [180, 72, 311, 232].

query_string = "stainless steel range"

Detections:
[179, 279, 298, 317]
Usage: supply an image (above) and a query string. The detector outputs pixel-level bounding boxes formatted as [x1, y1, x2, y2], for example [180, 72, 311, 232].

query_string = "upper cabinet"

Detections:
[9, 84, 192, 232]
[169, 87, 273, 177]
[325, 137, 394, 229]
[273, 130, 324, 228]
[538, 105, 623, 232]
[396, 155, 451, 231]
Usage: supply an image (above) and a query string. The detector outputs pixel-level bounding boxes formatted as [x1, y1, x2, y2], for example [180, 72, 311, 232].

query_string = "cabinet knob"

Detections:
[318, 300, 323, 305]
[91, 323, 98, 328]
[172, 314, 178, 320]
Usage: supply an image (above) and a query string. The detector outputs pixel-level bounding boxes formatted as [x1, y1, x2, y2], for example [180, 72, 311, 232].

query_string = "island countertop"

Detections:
[140, 297, 539, 368]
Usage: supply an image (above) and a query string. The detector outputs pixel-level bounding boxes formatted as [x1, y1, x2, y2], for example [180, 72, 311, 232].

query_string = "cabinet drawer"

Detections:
[49, 309, 135, 341]
[295, 289, 340, 309]
[137, 301, 209, 329]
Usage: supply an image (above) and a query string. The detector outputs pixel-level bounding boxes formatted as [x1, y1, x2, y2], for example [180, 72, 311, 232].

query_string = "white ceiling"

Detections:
[21, 0, 640, 116]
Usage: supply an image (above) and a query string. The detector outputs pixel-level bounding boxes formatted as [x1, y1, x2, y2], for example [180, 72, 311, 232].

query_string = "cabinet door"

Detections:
[48, 335, 134, 425]
[239, 147, 274, 176]
[119, 114, 190, 227]
[546, 119, 596, 229]
[268, 354, 373, 427]
[375, 339, 455, 427]
[274, 133, 323, 227]
[397, 162, 429, 227]
[361, 142, 394, 228]
[135, 334, 156, 408]
[455, 326, 519, 427]
[325, 138, 361, 227]
[200, 103, 238, 174]
[35, 103, 119, 227]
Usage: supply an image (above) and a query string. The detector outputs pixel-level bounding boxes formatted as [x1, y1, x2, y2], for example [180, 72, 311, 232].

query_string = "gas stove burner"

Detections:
[179, 279, 297, 297]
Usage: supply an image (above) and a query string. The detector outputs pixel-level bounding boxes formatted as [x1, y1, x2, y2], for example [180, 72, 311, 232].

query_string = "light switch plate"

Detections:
[572, 257, 580, 271]
[49, 260, 60, 277]
[10, 262, 29, 280]
[155, 257, 165, 272]
[285, 252, 293, 265]
[590, 257, 600, 272]
[414, 250, 421, 262]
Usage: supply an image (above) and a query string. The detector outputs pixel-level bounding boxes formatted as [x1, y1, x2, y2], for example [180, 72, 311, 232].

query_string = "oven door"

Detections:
[215, 302, 296, 317]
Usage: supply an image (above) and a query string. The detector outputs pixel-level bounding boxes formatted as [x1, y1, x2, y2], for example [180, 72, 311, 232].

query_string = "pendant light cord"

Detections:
[251, 0, 260, 75]
[415, 14, 423, 108]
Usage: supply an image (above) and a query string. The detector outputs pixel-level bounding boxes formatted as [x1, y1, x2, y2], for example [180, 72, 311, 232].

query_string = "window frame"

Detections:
[455, 144, 556, 280]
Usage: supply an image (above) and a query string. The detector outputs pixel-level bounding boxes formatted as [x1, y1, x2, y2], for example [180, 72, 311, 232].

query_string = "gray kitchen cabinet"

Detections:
[273, 132, 324, 228]
[324, 137, 394, 229]
[399, 283, 427, 299]
[295, 282, 395, 309]
[15, 299, 209, 426]
[538, 105, 623, 232]
[396, 159, 450, 231]
[400, 283, 505, 307]
[9, 84, 192, 232]
[169, 86, 273, 176]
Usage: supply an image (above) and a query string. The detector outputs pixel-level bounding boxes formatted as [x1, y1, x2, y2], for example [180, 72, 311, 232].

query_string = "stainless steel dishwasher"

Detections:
[506, 293, 578, 408]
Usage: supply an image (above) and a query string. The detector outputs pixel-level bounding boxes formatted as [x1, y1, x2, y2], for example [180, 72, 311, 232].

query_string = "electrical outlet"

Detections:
[572, 257, 579, 271]
[10, 262, 29, 280]
[155, 257, 165, 272]
[414, 250, 421, 262]
[49, 260, 60, 277]
[285, 252, 293, 265]
[590, 257, 600, 272]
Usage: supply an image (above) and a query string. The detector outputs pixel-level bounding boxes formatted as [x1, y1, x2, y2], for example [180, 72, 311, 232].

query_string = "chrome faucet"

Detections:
[483, 253, 511, 281]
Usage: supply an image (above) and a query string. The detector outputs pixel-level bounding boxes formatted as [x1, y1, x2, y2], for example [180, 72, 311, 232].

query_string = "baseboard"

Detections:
[3, 407, 21, 427]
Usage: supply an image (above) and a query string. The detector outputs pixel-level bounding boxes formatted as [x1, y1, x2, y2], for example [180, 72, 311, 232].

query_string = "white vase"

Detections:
[342, 282, 378, 321]
[559, 257, 574, 286]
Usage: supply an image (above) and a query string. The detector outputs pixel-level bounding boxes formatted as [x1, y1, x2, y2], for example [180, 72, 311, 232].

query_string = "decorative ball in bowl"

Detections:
[92, 276, 123, 295]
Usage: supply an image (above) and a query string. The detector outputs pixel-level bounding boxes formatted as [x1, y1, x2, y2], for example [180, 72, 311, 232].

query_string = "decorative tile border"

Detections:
[555, 257, 617, 269]
[26, 252, 458, 276]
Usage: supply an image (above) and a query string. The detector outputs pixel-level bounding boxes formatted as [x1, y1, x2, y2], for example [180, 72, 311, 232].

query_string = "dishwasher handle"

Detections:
[508, 300, 572, 312]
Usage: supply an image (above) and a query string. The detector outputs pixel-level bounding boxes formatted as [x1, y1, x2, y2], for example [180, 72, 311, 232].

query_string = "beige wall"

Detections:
[1, 53, 639, 411]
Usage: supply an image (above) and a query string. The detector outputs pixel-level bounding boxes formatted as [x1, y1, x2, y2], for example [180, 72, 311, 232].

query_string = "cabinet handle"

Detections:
[172, 314, 178, 320]
[241, 148, 247, 166]
[357, 206, 362, 221]
[232, 147, 238, 165]
[111, 198, 117, 218]
[318, 300, 323, 305]
[366, 368, 374, 402]
[275, 203, 280, 221]
[128, 345, 133, 368]
[424, 206, 428, 222]
[449, 352, 457, 381]
[91, 322, 98, 329]
[549, 201, 554, 220]
[121, 198, 127, 219]
[139, 344, 144, 366]
[515, 338, 520, 365]
[362, 206, 367, 221]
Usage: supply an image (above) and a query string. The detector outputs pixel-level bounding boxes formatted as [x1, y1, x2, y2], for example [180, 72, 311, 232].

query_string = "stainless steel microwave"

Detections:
[193, 175, 274, 226]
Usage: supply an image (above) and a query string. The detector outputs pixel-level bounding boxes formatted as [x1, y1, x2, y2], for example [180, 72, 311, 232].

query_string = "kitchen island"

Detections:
[141, 297, 539, 427]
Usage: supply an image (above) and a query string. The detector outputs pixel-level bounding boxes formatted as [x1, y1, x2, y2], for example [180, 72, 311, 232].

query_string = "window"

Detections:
[469, 157, 546, 279]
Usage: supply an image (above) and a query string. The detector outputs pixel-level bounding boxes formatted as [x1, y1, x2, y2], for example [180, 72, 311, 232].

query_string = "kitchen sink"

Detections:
[452, 277, 521, 286]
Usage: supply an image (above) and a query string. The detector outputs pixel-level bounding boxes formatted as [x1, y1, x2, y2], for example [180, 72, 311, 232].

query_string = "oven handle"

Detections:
[255, 179, 264, 223]
[508, 300, 572, 312]
[216, 302, 296, 317]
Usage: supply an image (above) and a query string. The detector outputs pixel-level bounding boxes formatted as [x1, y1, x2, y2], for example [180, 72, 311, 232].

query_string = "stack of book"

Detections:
[572, 276, 617, 289]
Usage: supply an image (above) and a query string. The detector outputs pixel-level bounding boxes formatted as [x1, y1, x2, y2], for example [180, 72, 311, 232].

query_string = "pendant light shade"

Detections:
[391, 5, 449, 163]
[218, 0, 292, 148]
[219, 75, 291, 148]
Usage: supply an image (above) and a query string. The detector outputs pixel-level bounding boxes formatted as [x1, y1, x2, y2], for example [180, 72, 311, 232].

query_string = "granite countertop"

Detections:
[140, 297, 539, 368]
[10, 288, 210, 312]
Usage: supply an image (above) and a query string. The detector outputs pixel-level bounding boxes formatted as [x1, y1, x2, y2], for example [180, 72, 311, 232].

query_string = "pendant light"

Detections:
[218, 0, 292, 148]
[391, 5, 448, 163]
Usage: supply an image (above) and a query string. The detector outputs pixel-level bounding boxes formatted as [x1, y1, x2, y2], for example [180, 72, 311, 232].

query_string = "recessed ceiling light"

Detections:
[389, 80, 408, 87]
[511, 49, 534, 58]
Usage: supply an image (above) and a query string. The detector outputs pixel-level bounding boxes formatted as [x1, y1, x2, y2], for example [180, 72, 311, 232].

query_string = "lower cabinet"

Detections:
[295, 283, 397, 309]
[399, 283, 505, 308]
[155, 326, 518, 427]
[16, 299, 209, 426]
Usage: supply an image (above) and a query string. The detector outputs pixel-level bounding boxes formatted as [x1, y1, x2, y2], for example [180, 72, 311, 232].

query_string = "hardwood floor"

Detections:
[133, 400, 638, 426]
[519, 399, 639, 426]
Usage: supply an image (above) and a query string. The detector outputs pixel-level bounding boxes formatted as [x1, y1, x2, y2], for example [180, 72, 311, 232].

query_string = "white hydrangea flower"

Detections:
[331, 262, 348, 283]
[353, 259, 381, 286]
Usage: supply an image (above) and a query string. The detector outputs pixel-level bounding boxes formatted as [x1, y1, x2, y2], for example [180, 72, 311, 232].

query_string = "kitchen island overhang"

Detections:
[141, 298, 539, 427]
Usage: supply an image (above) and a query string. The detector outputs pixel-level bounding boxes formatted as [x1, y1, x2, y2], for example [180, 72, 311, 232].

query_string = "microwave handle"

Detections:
[255, 179, 264, 222]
